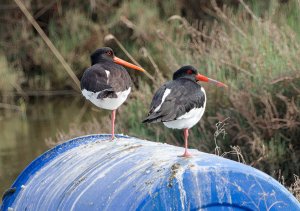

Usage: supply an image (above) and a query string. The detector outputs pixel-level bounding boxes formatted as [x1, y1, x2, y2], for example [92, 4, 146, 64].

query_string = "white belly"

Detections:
[82, 87, 131, 110]
[163, 107, 205, 129]
[163, 87, 206, 129]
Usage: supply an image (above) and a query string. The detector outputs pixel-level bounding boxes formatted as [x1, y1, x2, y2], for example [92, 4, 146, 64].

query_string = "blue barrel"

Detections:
[1, 135, 299, 210]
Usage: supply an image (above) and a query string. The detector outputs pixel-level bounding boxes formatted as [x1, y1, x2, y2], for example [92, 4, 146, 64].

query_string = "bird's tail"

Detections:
[142, 113, 162, 123]
[142, 118, 152, 123]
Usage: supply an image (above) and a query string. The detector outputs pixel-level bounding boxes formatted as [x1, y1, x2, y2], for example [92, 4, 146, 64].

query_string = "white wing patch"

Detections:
[154, 88, 171, 112]
[105, 70, 110, 83]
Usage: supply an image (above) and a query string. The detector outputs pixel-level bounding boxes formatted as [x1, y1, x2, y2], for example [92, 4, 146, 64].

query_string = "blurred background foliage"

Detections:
[0, 0, 299, 199]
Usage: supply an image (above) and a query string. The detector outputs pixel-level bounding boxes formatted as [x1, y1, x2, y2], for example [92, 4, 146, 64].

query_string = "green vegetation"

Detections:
[1, 0, 299, 199]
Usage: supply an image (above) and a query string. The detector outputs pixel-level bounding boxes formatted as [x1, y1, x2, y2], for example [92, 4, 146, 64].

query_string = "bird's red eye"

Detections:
[107, 51, 112, 56]
[187, 70, 193, 74]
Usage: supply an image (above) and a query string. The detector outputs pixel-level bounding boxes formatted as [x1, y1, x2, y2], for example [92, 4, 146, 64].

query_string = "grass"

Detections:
[1, 0, 299, 200]
[0, 52, 24, 102]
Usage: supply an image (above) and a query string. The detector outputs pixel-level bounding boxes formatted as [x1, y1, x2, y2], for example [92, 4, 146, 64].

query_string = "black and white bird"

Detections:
[143, 65, 227, 157]
[81, 47, 145, 140]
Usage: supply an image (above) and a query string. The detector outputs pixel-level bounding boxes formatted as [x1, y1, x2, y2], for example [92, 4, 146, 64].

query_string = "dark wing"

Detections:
[104, 64, 132, 93]
[80, 64, 117, 99]
[143, 79, 205, 123]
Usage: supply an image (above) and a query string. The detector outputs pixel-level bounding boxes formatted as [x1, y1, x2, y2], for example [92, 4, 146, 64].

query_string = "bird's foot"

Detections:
[110, 135, 116, 142]
[179, 151, 192, 158]
[104, 135, 116, 141]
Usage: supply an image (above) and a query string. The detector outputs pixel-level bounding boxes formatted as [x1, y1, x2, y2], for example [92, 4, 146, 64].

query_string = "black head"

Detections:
[90, 47, 115, 65]
[173, 65, 198, 81]
[173, 65, 228, 87]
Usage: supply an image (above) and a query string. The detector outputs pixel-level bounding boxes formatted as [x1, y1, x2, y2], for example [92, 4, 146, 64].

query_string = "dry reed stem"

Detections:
[104, 34, 154, 81]
[140, 47, 164, 84]
[221, 146, 246, 164]
[210, 0, 247, 38]
[237, 0, 260, 22]
[34, 0, 57, 19]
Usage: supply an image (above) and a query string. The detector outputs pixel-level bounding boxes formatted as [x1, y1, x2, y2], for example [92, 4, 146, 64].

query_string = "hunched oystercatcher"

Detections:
[81, 47, 145, 140]
[143, 65, 227, 157]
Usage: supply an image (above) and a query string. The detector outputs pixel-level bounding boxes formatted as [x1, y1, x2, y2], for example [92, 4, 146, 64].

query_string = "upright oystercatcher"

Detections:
[81, 47, 145, 140]
[143, 65, 227, 157]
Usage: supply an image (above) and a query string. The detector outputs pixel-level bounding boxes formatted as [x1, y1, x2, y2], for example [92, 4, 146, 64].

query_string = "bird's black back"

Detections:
[143, 78, 205, 123]
[81, 61, 132, 98]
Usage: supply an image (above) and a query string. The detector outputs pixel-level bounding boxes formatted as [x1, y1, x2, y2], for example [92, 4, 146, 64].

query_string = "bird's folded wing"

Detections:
[144, 82, 205, 123]
[81, 66, 113, 91]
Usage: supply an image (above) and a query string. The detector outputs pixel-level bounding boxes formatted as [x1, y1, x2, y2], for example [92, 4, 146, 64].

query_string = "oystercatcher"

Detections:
[143, 65, 227, 157]
[81, 47, 145, 140]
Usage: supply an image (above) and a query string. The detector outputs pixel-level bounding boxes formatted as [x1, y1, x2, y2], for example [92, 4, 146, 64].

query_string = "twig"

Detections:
[34, 0, 57, 19]
[291, 83, 300, 94]
[221, 146, 246, 164]
[0, 103, 21, 111]
[140, 47, 163, 82]
[104, 34, 154, 81]
[9, 81, 27, 98]
[238, 0, 260, 22]
[219, 59, 254, 77]
[210, 0, 247, 38]
[13, 0, 81, 91]
[214, 117, 230, 156]
[270, 76, 298, 84]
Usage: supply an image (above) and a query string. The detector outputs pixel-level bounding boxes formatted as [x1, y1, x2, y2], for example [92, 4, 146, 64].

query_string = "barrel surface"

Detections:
[1, 134, 300, 210]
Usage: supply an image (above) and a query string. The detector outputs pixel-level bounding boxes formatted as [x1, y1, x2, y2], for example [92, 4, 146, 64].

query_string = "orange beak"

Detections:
[195, 74, 228, 88]
[113, 56, 145, 72]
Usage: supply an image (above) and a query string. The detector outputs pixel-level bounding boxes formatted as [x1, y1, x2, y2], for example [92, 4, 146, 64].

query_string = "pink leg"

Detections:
[111, 110, 116, 140]
[181, 128, 192, 157]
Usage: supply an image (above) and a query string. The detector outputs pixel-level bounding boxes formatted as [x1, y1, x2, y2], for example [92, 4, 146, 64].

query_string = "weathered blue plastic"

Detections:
[1, 134, 299, 210]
